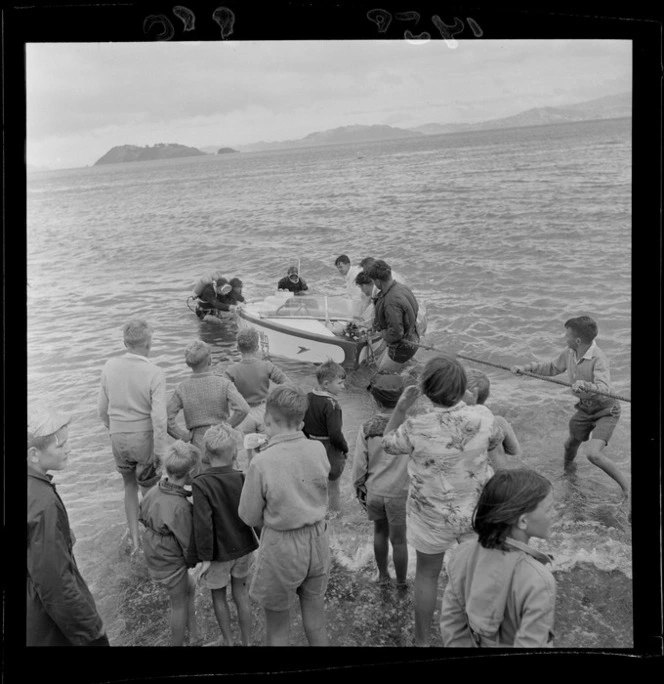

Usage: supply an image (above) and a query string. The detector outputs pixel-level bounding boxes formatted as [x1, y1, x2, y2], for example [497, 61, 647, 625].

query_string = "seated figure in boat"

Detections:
[277, 265, 309, 296]
[196, 277, 238, 320]
[228, 278, 245, 304]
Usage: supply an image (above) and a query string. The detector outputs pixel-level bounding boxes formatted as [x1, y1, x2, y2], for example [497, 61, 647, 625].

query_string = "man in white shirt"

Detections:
[98, 318, 167, 555]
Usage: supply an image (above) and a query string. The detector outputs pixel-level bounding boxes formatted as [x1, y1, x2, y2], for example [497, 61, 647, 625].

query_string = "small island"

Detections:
[217, 147, 239, 154]
[94, 143, 207, 165]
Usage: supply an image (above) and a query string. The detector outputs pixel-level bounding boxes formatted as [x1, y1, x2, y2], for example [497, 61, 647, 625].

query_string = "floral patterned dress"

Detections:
[382, 401, 499, 554]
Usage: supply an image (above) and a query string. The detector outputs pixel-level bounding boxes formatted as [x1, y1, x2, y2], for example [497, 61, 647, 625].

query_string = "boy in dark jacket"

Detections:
[187, 424, 259, 646]
[27, 405, 109, 646]
[302, 360, 349, 516]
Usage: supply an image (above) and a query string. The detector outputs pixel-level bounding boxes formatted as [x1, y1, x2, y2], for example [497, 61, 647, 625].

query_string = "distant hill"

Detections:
[236, 124, 423, 153]
[409, 92, 631, 136]
[94, 143, 206, 165]
[217, 147, 239, 154]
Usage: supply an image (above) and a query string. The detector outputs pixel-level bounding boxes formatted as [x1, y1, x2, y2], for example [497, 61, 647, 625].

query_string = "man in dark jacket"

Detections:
[196, 278, 238, 319]
[366, 259, 420, 372]
[27, 405, 109, 646]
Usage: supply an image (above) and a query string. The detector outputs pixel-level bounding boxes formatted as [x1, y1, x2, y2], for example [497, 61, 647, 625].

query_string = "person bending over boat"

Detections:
[353, 271, 376, 328]
[229, 278, 245, 304]
[334, 254, 363, 301]
[277, 266, 308, 295]
[196, 277, 238, 319]
[366, 259, 420, 372]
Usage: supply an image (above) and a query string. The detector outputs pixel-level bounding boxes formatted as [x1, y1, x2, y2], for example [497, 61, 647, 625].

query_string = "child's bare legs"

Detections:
[264, 608, 290, 646]
[563, 435, 582, 470]
[585, 438, 630, 500]
[231, 575, 252, 646]
[328, 478, 341, 513]
[211, 586, 233, 645]
[414, 550, 445, 647]
[167, 572, 197, 646]
[373, 519, 391, 582]
[389, 524, 408, 586]
[120, 471, 141, 551]
[300, 597, 329, 646]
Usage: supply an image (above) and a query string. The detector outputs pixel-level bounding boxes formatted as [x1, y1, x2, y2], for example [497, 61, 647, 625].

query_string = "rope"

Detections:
[415, 341, 631, 403]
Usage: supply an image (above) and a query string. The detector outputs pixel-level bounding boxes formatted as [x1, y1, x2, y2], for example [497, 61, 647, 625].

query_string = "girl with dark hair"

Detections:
[440, 468, 557, 648]
[381, 354, 503, 646]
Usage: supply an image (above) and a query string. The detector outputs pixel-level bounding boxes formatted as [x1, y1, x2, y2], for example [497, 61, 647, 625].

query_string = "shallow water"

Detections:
[26, 117, 632, 646]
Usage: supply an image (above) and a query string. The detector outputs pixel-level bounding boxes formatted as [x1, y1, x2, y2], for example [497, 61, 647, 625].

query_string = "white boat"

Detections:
[236, 292, 427, 370]
[236, 293, 373, 368]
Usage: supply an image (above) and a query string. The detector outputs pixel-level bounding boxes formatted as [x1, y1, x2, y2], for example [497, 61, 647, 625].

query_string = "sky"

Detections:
[26, 39, 632, 169]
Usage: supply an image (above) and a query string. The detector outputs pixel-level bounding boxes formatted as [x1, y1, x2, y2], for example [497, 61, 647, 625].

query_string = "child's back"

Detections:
[188, 467, 259, 563]
[225, 357, 288, 406]
[441, 537, 556, 647]
[139, 479, 194, 584]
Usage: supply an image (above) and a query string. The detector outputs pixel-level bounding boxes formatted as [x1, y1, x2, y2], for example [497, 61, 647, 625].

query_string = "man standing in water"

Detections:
[511, 315, 629, 507]
[365, 259, 420, 372]
[98, 318, 167, 555]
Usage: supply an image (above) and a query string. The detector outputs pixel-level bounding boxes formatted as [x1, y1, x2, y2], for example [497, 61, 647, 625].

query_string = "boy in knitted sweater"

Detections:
[167, 340, 249, 470]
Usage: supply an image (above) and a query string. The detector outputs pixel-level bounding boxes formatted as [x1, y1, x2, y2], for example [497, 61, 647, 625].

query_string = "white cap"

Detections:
[28, 403, 70, 441]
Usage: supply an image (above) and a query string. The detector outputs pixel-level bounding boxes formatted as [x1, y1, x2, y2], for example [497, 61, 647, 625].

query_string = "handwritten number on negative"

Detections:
[143, 6, 235, 40]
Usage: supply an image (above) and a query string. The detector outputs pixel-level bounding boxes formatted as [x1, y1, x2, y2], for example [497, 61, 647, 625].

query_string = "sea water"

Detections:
[26, 117, 632, 646]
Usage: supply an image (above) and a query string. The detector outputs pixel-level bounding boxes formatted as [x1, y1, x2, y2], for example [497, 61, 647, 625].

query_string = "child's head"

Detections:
[184, 340, 211, 370]
[473, 468, 554, 549]
[564, 315, 598, 348]
[164, 440, 201, 482]
[334, 254, 351, 276]
[354, 271, 374, 298]
[123, 318, 153, 351]
[28, 404, 72, 474]
[420, 354, 467, 407]
[229, 277, 243, 293]
[465, 368, 490, 405]
[236, 328, 259, 354]
[316, 359, 346, 396]
[204, 424, 238, 466]
[367, 371, 404, 409]
[264, 385, 308, 437]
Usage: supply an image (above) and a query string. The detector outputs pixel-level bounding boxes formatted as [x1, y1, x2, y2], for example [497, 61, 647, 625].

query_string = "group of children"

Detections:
[28, 312, 627, 648]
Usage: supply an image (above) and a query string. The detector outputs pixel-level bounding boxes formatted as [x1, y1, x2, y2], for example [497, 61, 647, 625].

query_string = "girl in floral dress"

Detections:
[382, 355, 501, 647]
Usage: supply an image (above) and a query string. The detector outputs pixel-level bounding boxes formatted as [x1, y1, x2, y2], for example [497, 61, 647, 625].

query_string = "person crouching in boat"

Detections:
[228, 278, 245, 304]
[277, 266, 309, 296]
[366, 259, 420, 373]
[196, 277, 238, 320]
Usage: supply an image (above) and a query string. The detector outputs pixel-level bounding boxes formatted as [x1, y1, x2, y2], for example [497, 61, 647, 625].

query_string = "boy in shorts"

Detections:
[352, 372, 409, 588]
[511, 315, 628, 503]
[464, 368, 520, 470]
[139, 441, 201, 646]
[239, 385, 331, 646]
[302, 360, 349, 516]
[186, 424, 259, 646]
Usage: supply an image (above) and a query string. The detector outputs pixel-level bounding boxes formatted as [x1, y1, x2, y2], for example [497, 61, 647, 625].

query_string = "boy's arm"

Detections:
[97, 370, 110, 429]
[28, 503, 106, 645]
[190, 483, 214, 564]
[351, 428, 369, 490]
[171, 505, 195, 566]
[440, 581, 473, 648]
[513, 349, 568, 377]
[166, 386, 189, 441]
[325, 400, 349, 454]
[267, 361, 290, 385]
[238, 462, 266, 528]
[225, 381, 250, 428]
[500, 417, 521, 456]
[150, 370, 168, 462]
[513, 574, 556, 648]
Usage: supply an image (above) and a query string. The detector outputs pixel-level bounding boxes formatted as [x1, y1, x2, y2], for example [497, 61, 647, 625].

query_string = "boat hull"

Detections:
[236, 307, 367, 369]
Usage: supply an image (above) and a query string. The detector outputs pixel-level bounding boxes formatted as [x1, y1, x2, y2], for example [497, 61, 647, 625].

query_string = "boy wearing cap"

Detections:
[28, 405, 110, 646]
[352, 373, 409, 588]
[98, 318, 167, 555]
[277, 266, 308, 295]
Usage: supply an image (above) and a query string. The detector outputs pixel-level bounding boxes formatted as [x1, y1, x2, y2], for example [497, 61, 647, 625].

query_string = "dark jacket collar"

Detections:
[158, 478, 191, 497]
